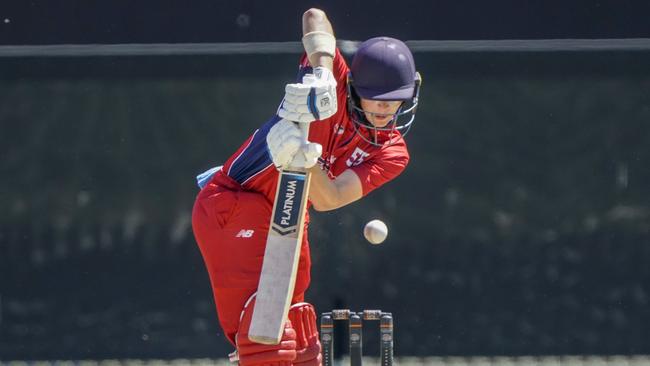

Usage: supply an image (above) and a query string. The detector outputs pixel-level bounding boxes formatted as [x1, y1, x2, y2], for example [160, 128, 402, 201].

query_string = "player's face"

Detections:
[360, 98, 403, 128]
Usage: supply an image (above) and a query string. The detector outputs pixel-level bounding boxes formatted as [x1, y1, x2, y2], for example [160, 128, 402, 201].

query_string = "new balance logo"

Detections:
[236, 229, 255, 238]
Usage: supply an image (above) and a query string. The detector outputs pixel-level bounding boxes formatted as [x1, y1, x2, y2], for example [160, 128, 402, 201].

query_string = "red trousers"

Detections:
[192, 175, 311, 345]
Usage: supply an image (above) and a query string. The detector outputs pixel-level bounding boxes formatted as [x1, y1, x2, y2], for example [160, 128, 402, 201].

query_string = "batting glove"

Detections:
[296, 141, 322, 170]
[267, 118, 302, 169]
[278, 67, 338, 123]
[267, 119, 322, 170]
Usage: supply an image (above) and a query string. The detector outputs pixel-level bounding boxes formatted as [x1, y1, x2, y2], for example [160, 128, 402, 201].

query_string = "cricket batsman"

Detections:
[191, 8, 421, 365]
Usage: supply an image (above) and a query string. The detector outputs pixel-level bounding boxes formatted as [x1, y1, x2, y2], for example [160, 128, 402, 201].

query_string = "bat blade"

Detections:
[249, 168, 311, 344]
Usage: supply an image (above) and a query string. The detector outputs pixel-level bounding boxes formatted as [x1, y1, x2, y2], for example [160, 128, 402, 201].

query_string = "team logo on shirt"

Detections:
[346, 147, 370, 167]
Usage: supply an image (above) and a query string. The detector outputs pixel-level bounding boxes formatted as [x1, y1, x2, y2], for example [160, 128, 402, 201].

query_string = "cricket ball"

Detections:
[364, 219, 388, 245]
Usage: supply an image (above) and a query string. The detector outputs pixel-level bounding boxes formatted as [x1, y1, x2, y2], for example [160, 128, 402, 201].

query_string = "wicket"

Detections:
[320, 309, 394, 366]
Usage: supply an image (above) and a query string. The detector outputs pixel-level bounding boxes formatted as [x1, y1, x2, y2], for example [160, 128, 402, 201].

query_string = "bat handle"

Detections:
[296, 121, 310, 143]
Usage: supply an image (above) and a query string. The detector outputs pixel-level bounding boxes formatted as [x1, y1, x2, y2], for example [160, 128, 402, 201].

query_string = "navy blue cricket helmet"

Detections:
[347, 37, 421, 146]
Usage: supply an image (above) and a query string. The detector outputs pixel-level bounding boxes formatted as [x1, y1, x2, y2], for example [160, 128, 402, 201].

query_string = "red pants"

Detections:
[192, 175, 311, 345]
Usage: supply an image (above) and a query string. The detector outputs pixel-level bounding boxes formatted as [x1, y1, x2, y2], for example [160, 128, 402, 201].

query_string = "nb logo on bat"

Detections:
[272, 173, 306, 236]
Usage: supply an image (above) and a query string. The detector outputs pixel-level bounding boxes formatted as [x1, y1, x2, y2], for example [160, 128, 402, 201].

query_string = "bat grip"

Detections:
[297, 122, 310, 142]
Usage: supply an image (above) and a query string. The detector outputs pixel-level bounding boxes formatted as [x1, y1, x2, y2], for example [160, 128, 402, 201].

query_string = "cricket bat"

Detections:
[248, 121, 312, 344]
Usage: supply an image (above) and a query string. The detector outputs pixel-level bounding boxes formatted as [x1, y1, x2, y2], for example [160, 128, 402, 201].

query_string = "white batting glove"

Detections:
[267, 118, 302, 169]
[295, 141, 322, 169]
[304, 141, 322, 168]
[266, 119, 322, 170]
[278, 66, 338, 123]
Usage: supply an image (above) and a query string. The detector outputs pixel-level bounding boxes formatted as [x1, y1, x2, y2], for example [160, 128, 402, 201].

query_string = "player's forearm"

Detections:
[308, 167, 344, 211]
[308, 167, 363, 211]
[302, 8, 334, 71]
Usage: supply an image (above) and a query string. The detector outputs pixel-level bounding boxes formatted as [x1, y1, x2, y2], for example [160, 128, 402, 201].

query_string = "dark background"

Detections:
[2, 0, 650, 44]
[1, 0, 650, 361]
